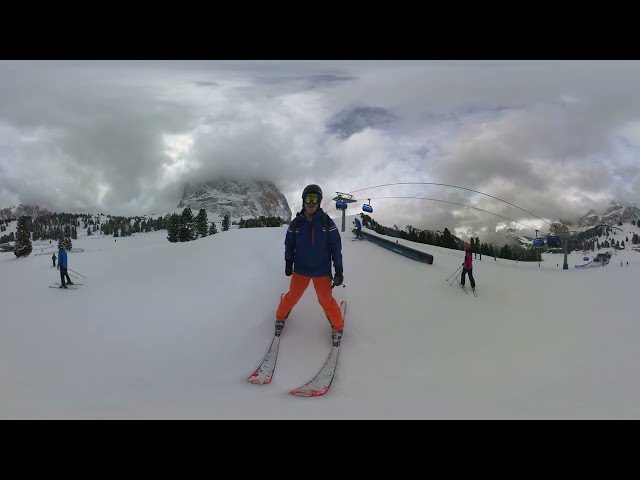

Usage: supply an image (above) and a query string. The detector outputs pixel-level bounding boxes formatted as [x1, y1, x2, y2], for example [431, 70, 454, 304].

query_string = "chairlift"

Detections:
[532, 230, 544, 247]
[547, 235, 561, 248]
[336, 201, 348, 210]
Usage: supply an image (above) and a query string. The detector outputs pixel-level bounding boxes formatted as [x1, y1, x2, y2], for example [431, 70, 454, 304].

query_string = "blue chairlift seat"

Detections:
[547, 236, 561, 248]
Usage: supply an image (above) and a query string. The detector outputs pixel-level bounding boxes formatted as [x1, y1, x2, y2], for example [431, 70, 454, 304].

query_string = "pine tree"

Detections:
[179, 207, 195, 242]
[167, 214, 180, 242]
[442, 228, 456, 249]
[195, 209, 209, 238]
[14, 216, 33, 258]
[500, 244, 511, 259]
[208, 221, 218, 235]
[222, 214, 230, 232]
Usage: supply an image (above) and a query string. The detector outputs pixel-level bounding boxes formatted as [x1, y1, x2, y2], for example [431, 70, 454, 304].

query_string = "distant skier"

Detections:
[57, 246, 74, 288]
[275, 184, 345, 347]
[461, 242, 476, 292]
[353, 217, 362, 239]
[52, 253, 56, 267]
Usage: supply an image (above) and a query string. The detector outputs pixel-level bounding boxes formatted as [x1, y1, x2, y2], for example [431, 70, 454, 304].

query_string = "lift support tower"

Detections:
[332, 192, 356, 232]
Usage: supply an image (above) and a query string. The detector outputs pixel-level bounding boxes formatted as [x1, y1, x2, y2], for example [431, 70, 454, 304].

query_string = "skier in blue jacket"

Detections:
[353, 217, 362, 239]
[57, 246, 73, 288]
[275, 184, 345, 347]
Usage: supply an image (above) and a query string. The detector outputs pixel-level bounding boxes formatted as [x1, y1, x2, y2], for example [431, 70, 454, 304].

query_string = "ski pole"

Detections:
[446, 265, 462, 282]
[449, 265, 462, 279]
[449, 268, 463, 286]
[68, 268, 87, 278]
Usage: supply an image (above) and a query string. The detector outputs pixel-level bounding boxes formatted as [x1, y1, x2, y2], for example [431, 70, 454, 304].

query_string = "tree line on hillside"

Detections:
[166, 208, 237, 243]
[5, 210, 638, 259]
[166, 210, 286, 243]
[362, 214, 549, 262]
[575, 225, 640, 249]
[1, 212, 173, 245]
[359, 215, 640, 260]
[3, 207, 284, 251]
[237, 216, 286, 228]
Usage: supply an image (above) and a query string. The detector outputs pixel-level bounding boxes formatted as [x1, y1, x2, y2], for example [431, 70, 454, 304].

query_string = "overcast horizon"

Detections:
[2, 60, 639, 240]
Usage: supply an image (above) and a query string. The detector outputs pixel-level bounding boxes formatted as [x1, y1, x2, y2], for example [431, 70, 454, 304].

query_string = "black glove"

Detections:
[333, 266, 343, 286]
[285, 260, 293, 276]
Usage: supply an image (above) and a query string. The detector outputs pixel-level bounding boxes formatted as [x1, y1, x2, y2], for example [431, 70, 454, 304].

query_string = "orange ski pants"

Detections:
[276, 272, 344, 330]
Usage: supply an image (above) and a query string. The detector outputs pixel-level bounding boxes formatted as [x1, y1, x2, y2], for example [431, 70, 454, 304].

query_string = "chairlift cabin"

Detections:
[336, 201, 348, 210]
[532, 239, 544, 247]
[362, 204, 373, 213]
[547, 236, 561, 248]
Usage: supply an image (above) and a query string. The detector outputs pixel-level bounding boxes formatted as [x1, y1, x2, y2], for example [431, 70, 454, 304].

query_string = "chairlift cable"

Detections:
[348, 182, 552, 226]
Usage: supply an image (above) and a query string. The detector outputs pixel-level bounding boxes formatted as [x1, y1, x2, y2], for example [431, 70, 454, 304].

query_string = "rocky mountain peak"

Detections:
[578, 201, 640, 228]
[177, 179, 292, 222]
[0, 204, 51, 221]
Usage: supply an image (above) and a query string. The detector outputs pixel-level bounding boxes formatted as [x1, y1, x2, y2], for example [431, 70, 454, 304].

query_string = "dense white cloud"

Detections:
[1, 60, 639, 234]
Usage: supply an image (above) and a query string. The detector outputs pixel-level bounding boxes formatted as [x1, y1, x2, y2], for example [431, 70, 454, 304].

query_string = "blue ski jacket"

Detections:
[58, 249, 68, 268]
[285, 208, 342, 277]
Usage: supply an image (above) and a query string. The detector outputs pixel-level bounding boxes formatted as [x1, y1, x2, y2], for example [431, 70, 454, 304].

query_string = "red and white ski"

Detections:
[247, 294, 285, 385]
[290, 300, 347, 398]
[247, 335, 280, 385]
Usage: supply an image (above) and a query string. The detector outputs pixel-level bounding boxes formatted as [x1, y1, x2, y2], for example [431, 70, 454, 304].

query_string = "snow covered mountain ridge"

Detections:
[0, 205, 51, 221]
[0, 179, 293, 224]
[177, 179, 292, 223]
[504, 201, 640, 248]
[577, 202, 640, 228]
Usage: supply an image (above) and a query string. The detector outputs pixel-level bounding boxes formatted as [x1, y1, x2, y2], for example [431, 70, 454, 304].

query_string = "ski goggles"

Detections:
[304, 193, 321, 205]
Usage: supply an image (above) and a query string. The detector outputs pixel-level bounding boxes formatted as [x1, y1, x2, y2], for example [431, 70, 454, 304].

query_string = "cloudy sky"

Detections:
[1, 60, 639, 241]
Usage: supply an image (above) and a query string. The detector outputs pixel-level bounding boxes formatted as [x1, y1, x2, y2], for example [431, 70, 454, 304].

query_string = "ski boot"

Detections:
[275, 320, 285, 337]
[331, 329, 343, 347]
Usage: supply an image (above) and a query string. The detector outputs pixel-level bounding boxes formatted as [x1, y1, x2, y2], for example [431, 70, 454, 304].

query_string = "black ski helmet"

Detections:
[302, 184, 323, 201]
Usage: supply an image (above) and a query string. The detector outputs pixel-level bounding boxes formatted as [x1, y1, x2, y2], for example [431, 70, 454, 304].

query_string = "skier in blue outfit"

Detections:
[353, 217, 362, 239]
[57, 246, 73, 288]
[275, 184, 345, 347]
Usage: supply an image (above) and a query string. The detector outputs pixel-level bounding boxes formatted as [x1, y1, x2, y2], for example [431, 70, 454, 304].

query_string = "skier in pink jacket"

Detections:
[461, 242, 476, 291]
